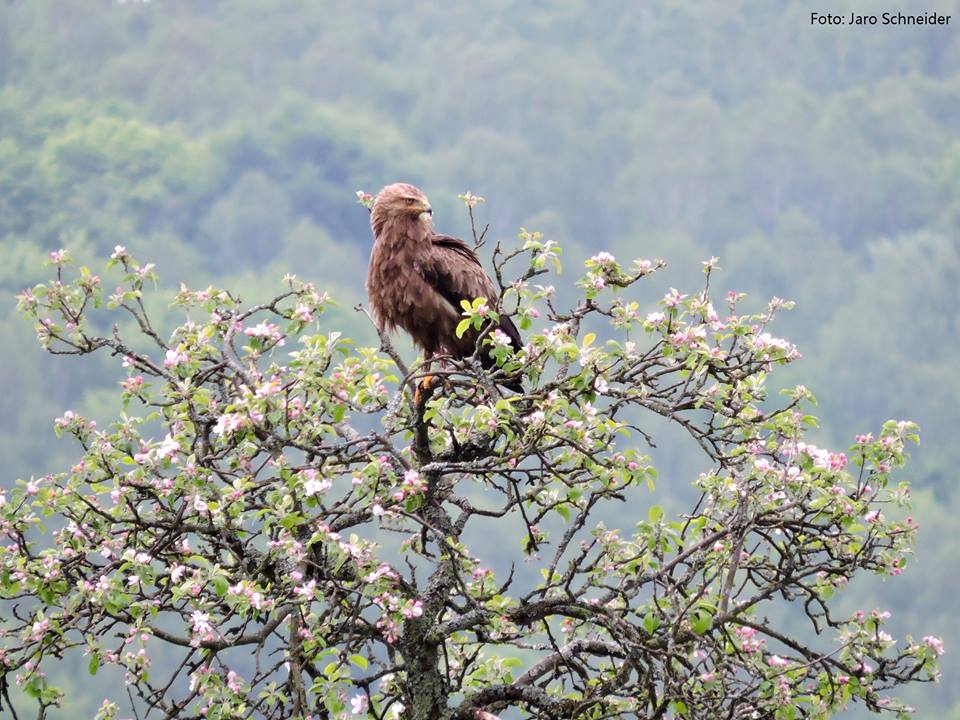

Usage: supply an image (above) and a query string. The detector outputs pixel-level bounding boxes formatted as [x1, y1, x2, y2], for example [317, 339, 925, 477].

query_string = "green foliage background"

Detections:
[2, 1, 958, 716]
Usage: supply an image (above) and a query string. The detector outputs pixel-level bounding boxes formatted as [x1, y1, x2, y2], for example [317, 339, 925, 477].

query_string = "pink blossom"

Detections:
[293, 580, 317, 598]
[734, 626, 765, 653]
[243, 322, 285, 346]
[164, 349, 189, 368]
[29, 618, 50, 642]
[828, 452, 847, 471]
[663, 288, 686, 308]
[155, 434, 180, 461]
[399, 469, 427, 497]
[350, 694, 368, 715]
[213, 413, 248, 437]
[768, 655, 789, 668]
[402, 600, 424, 619]
[299, 468, 331, 496]
[751, 332, 799, 359]
[705, 302, 724, 330]
[121, 375, 144, 393]
[111, 245, 128, 260]
[365, 563, 398, 583]
[669, 326, 706, 348]
[256, 378, 282, 398]
[753, 458, 774, 474]
[490, 328, 513, 347]
[293, 303, 313, 323]
[923, 636, 945, 656]
[55, 410, 77, 429]
[17, 288, 36, 306]
[227, 670, 243, 693]
[285, 397, 304, 418]
[191, 611, 212, 637]
[524, 410, 546, 426]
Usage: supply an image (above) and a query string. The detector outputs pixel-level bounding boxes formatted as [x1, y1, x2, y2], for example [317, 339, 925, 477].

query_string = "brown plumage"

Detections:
[366, 183, 522, 389]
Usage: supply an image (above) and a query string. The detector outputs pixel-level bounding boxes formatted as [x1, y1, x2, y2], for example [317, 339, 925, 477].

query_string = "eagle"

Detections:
[365, 183, 523, 393]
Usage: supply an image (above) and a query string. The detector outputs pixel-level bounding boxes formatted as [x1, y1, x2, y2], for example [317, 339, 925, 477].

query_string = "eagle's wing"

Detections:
[423, 234, 523, 354]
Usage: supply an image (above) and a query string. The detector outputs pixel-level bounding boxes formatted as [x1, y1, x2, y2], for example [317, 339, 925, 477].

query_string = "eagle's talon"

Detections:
[415, 375, 438, 406]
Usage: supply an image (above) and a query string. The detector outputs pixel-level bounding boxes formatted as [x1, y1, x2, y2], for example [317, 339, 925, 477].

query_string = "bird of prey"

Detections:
[365, 183, 523, 395]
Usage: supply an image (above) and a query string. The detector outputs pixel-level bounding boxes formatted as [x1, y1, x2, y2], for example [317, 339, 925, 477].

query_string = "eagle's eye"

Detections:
[405, 197, 416, 205]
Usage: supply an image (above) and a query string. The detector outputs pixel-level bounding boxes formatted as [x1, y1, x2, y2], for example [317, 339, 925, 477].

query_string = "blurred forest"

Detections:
[2, 0, 959, 716]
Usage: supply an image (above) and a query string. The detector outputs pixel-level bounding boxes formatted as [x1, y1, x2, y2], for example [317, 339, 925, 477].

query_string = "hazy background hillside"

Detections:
[3, 1, 959, 716]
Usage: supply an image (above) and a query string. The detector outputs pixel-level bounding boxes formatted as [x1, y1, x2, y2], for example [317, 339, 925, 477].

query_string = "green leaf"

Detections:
[212, 576, 229, 597]
[455, 319, 471, 338]
[690, 609, 713, 635]
[88, 655, 100, 675]
[349, 654, 368, 671]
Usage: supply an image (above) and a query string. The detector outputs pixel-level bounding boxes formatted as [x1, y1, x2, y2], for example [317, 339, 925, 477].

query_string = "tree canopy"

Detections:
[1, 229, 940, 719]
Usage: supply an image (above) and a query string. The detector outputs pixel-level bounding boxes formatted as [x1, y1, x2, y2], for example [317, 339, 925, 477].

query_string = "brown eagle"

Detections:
[365, 183, 522, 391]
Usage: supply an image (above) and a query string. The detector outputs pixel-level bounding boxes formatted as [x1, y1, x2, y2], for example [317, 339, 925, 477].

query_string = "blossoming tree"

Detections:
[3, 201, 941, 720]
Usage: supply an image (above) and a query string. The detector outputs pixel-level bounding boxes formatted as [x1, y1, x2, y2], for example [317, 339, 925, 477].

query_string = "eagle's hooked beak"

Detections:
[423, 205, 433, 217]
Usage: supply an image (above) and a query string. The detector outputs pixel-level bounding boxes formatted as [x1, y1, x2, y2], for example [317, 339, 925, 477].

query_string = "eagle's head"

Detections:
[371, 183, 433, 236]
